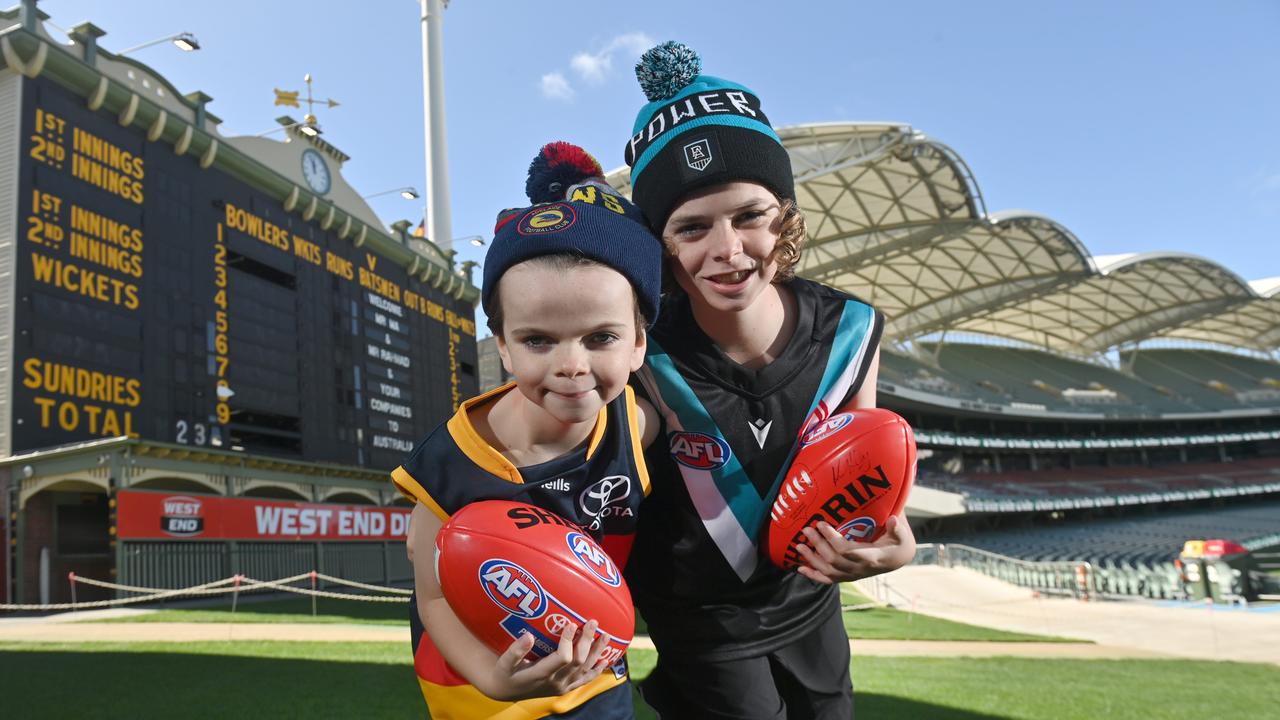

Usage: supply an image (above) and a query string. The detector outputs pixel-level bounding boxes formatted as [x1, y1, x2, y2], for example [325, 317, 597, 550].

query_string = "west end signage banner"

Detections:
[116, 490, 410, 541]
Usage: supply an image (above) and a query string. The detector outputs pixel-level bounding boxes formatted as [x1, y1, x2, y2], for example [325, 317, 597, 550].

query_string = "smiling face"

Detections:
[661, 181, 784, 315]
[495, 260, 646, 426]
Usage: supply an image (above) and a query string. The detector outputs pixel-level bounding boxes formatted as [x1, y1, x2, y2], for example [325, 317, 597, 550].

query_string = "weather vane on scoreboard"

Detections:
[273, 74, 340, 132]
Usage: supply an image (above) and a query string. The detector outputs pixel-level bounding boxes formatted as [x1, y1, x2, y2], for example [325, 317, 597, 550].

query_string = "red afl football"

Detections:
[434, 500, 634, 665]
[764, 408, 916, 571]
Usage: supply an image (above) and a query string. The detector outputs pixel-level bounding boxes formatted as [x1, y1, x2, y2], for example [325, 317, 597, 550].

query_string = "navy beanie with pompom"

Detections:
[483, 142, 663, 327]
[624, 41, 795, 232]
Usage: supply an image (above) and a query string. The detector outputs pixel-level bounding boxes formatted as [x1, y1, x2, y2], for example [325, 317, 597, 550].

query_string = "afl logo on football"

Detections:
[669, 432, 731, 470]
[517, 203, 576, 235]
[801, 413, 853, 447]
[161, 496, 204, 537]
[837, 516, 877, 541]
[478, 559, 547, 618]
[566, 532, 622, 587]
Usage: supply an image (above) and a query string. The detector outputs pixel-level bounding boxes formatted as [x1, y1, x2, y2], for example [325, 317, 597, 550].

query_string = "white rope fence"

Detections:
[0, 571, 411, 612]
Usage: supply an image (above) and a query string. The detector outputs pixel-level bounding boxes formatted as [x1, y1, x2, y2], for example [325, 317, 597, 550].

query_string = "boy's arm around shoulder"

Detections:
[636, 395, 660, 449]
[407, 503, 612, 701]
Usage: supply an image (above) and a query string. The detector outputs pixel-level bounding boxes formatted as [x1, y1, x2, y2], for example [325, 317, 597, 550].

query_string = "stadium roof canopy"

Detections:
[605, 123, 1279, 356]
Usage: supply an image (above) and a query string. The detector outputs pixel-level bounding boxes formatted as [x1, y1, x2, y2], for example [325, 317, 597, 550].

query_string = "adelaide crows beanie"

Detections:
[624, 41, 795, 232]
[483, 142, 663, 326]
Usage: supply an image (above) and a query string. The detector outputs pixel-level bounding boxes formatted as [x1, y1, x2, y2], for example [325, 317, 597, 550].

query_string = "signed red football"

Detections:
[435, 500, 633, 665]
[764, 408, 916, 571]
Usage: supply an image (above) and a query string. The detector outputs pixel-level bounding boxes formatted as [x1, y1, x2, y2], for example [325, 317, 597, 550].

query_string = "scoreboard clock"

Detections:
[300, 148, 331, 195]
[6, 75, 479, 470]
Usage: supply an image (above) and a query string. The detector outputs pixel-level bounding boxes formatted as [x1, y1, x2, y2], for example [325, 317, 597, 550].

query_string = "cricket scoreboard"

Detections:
[9, 75, 478, 469]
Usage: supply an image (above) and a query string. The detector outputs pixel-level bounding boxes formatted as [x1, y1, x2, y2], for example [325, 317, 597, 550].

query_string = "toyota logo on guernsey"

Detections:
[566, 531, 622, 587]
[579, 475, 632, 530]
[801, 413, 854, 447]
[478, 559, 547, 619]
[669, 432, 731, 470]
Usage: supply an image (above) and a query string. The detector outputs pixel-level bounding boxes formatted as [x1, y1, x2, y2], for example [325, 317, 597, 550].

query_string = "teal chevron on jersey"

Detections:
[644, 343, 765, 537]
[809, 301, 876, 420]
[762, 299, 878, 508]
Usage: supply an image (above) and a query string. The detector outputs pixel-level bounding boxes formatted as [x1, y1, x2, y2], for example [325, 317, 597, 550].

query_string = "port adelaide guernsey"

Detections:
[630, 277, 883, 661]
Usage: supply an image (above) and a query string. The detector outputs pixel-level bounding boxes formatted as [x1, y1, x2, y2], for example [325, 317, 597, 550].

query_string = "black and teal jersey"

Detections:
[628, 277, 882, 661]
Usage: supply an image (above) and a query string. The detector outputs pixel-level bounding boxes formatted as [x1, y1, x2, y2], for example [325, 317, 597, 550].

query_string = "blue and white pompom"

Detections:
[635, 41, 701, 102]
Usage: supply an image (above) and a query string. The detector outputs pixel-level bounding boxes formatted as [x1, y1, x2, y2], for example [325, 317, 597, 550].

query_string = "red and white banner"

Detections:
[116, 490, 411, 541]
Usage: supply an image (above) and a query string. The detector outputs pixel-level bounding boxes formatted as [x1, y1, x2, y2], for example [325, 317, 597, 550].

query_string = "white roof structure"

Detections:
[605, 122, 1279, 355]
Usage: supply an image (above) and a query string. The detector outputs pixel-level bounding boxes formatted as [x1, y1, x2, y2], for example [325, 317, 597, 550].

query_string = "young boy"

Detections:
[392, 143, 663, 719]
[621, 43, 918, 719]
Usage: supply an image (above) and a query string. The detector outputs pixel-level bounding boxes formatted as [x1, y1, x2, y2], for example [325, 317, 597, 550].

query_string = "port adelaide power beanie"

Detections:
[623, 41, 795, 232]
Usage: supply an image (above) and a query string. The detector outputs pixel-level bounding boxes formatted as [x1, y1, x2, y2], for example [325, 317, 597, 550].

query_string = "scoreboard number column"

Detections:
[213, 223, 231, 429]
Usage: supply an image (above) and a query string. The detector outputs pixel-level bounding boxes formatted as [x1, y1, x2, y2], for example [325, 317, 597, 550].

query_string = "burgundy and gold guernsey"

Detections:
[391, 382, 649, 719]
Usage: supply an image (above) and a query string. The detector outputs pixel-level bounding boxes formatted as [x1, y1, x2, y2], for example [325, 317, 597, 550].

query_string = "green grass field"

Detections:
[91, 588, 1084, 643]
[93, 595, 409, 626]
[2, 640, 1276, 719]
[53, 587, 1277, 718]
[837, 606, 1080, 642]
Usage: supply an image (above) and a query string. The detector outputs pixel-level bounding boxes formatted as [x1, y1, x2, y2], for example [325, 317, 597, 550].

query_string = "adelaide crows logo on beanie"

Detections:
[483, 142, 663, 326]
[623, 41, 795, 232]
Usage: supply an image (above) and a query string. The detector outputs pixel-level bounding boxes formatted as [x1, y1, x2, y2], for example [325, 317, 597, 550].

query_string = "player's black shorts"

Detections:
[638, 608, 853, 720]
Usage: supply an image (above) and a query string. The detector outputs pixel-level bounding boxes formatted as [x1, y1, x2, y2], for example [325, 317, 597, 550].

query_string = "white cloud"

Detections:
[540, 72, 574, 101]
[570, 52, 611, 84]
[569, 32, 654, 85]
[541, 32, 652, 102]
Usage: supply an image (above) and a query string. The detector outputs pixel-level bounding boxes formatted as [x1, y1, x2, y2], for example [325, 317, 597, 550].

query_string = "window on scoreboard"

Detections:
[226, 249, 297, 290]
[229, 409, 302, 455]
[31, 291, 142, 340]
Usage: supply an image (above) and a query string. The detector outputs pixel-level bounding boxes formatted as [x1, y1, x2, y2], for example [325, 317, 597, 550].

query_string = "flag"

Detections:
[273, 89, 300, 108]
[413, 220, 426, 238]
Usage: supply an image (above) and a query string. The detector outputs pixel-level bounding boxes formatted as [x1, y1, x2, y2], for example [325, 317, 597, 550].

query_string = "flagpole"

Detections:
[420, 0, 454, 255]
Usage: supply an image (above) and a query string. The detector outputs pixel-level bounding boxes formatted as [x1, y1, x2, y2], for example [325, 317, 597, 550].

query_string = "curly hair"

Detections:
[769, 198, 806, 283]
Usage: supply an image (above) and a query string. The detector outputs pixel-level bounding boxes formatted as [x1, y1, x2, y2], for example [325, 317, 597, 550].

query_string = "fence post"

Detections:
[383, 541, 392, 585]
[227, 540, 239, 580]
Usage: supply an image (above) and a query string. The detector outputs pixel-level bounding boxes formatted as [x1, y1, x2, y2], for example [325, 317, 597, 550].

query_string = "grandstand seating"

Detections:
[933, 343, 1190, 414]
[1126, 349, 1280, 411]
[919, 459, 1280, 503]
[879, 348, 1009, 405]
[880, 343, 1280, 416]
[928, 501, 1280, 599]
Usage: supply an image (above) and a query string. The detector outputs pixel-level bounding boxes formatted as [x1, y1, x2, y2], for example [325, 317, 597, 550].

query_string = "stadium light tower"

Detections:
[119, 32, 200, 55]
[419, 0, 453, 254]
[363, 187, 421, 200]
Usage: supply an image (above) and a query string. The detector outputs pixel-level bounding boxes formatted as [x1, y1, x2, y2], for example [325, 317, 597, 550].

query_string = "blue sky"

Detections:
[37, 1, 1280, 334]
